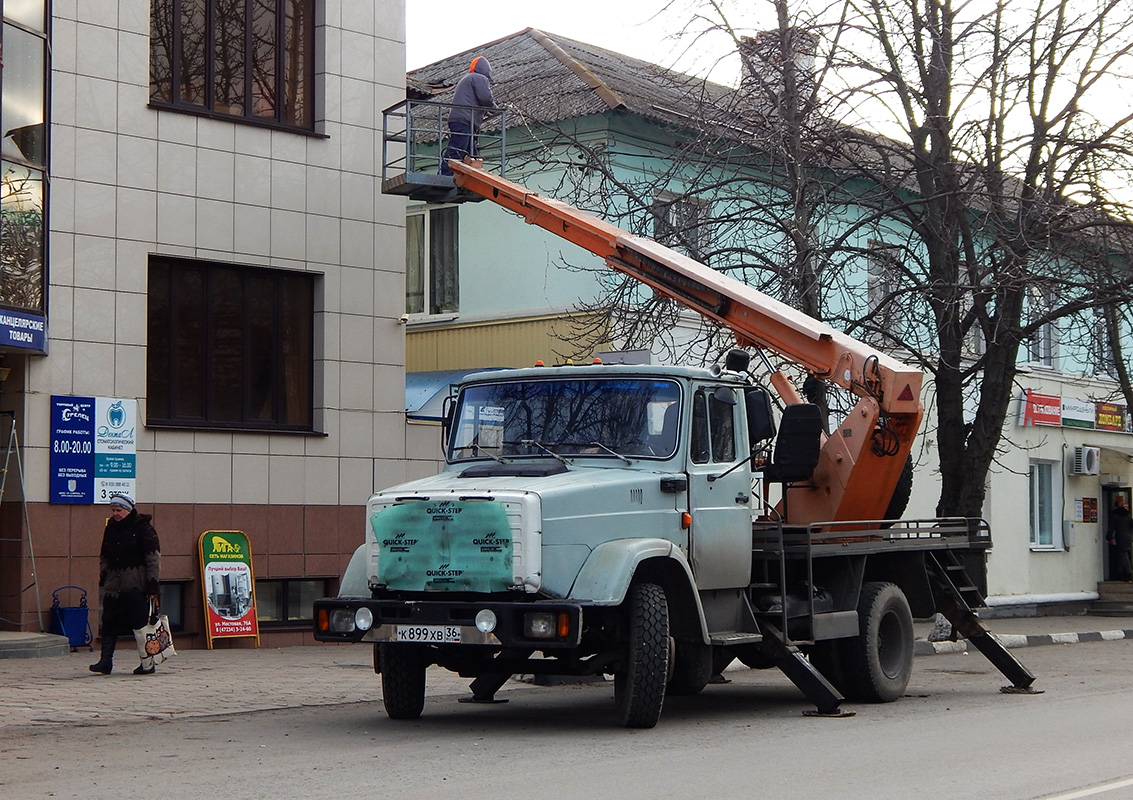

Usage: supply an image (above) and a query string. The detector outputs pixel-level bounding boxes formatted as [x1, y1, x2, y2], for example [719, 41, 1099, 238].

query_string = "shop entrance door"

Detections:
[1102, 487, 1131, 581]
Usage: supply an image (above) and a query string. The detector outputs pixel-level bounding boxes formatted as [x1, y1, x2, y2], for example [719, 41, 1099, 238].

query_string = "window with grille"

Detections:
[866, 241, 905, 346]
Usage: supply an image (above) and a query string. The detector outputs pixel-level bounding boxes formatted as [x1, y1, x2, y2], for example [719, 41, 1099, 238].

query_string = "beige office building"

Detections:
[0, 1, 420, 647]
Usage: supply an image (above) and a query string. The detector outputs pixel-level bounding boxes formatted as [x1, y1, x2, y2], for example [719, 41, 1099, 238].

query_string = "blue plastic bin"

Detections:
[48, 586, 93, 651]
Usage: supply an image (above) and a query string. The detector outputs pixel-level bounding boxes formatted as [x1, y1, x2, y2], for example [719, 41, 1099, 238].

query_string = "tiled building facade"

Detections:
[0, 1, 421, 647]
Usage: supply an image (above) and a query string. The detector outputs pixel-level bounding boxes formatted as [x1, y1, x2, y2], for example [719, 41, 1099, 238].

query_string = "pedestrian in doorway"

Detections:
[1107, 495, 1132, 582]
[89, 493, 162, 675]
[440, 56, 497, 176]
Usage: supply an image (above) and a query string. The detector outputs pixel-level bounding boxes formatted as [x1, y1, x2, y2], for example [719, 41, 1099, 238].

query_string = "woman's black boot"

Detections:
[89, 635, 115, 674]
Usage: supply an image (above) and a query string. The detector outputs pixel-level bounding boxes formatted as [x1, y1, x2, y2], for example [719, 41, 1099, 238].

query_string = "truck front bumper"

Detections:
[313, 597, 583, 649]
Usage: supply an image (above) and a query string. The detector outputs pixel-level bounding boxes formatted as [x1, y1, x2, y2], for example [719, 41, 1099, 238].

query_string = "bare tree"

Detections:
[825, 0, 1133, 515]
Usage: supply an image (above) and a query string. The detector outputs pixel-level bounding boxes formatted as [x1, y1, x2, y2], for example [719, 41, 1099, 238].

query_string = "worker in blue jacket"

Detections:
[441, 56, 497, 175]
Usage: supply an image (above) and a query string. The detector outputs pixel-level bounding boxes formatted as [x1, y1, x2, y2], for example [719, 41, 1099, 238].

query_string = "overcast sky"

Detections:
[406, 2, 671, 69]
[404, 0, 764, 79]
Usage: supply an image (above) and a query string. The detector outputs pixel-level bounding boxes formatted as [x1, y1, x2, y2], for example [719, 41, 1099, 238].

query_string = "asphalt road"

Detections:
[4, 640, 1133, 800]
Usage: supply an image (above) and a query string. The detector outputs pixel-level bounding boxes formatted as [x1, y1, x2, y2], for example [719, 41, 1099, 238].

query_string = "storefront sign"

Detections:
[1019, 390, 1130, 436]
[1061, 397, 1095, 430]
[49, 396, 137, 504]
[1096, 402, 1125, 432]
[1020, 390, 1062, 427]
[0, 309, 46, 352]
[198, 530, 260, 648]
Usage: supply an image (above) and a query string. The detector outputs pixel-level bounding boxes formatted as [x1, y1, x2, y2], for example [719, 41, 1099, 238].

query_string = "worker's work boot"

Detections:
[89, 636, 115, 674]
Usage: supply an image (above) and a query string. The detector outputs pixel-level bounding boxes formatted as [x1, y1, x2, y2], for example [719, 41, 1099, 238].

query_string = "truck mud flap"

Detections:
[759, 620, 853, 717]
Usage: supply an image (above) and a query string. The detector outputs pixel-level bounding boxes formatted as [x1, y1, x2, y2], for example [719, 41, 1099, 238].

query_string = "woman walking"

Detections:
[89, 493, 161, 675]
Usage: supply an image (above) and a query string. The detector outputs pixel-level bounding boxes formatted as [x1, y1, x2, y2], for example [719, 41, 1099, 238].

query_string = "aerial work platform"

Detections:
[380, 99, 508, 204]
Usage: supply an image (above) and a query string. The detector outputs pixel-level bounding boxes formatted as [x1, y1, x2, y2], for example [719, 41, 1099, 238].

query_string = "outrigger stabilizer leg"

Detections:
[459, 672, 512, 704]
[759, 621, 855, 717]
[938, 601, 1041, 694]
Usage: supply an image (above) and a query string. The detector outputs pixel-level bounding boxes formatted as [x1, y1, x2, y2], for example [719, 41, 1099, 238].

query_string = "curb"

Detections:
[0, 633, 70, 660]
[914, 628, 1133, 656]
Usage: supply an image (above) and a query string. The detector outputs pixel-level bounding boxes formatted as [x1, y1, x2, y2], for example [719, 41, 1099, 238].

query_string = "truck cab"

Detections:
[316, 359, 778, 718]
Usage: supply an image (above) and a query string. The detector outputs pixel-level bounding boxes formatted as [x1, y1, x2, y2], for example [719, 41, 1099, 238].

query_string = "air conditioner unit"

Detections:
[1071, 446, 1101, 476]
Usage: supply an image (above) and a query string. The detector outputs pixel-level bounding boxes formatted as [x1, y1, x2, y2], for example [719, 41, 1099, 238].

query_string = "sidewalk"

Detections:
[2, 613, 1132, 730]
[0, 639, 482, 731]
[912, 613, 1133, 655]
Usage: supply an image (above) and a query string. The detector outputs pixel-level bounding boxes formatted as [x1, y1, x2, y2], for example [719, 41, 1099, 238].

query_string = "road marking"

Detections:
[1041, 776, 1133, 799]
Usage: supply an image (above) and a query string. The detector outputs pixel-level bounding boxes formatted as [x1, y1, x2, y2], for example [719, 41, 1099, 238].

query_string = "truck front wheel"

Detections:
[614, 582, 669, 728]
[380, 643, 427, 719]
[841, 581, 914, 703]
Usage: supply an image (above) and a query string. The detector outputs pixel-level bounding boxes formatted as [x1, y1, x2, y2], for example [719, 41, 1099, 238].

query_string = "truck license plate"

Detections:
[394, 624, 462, 643]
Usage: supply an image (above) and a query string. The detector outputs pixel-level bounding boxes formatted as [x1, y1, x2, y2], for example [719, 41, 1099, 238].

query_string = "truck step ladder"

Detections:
[709, 631, 763, 646]
[926, 551, 1038, 693]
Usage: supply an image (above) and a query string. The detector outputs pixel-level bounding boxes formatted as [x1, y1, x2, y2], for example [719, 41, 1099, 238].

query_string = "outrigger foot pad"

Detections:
[458, 696, 510, 704]
[803, 708, 856, 718]
[1000, 685, 1043, 695]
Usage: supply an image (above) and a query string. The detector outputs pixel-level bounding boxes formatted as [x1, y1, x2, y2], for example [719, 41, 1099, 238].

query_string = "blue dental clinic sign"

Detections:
[50, 396, 137, 504]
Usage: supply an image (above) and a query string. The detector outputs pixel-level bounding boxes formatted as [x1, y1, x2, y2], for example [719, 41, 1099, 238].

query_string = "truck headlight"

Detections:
[524, 611, 556, 638]
[330, 608, 356, 633]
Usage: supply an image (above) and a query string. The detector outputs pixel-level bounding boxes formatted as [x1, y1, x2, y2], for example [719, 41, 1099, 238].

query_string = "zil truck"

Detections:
[314, 159, 1036, 728]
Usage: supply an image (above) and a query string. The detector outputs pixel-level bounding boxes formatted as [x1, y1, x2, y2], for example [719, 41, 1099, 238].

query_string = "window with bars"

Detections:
[149, 0, 316, 130]
[146, 255, 315, 431]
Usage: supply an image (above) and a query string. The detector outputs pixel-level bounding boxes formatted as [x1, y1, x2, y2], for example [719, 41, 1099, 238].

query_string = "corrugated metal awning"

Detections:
[406, 368, 505, 421]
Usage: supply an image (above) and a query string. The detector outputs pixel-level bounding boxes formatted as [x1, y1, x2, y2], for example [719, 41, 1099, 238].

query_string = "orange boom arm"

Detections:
[452, 160, 923, 523]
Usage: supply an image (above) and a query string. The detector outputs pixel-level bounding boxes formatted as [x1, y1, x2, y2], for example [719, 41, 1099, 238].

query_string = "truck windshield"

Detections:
[449, 378, 681, 462]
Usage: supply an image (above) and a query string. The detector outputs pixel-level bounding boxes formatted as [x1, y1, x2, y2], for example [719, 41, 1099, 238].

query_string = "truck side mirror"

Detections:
[745, 387, 776, 446]
[764, 404, 822, 483]
[441, 394, 456, 452]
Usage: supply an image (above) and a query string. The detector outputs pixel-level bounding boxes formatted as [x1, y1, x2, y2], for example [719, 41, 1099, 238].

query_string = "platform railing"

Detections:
[381, 99, 508, 199]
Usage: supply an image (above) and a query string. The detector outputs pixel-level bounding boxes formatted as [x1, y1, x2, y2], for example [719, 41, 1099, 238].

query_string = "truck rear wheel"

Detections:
[380, 643, 427, 720]
[614, 582, 669, 728]
[840, 581, 913, 703]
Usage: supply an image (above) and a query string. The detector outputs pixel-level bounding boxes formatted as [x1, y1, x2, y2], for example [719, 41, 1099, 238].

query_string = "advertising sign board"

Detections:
[50, 396, 137, 504]
[198, 530, 260, 648]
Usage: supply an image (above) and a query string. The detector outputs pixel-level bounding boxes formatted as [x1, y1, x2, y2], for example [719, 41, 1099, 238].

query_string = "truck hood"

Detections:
[373, 460, 681, 501]
[367, 460, 688, 598]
